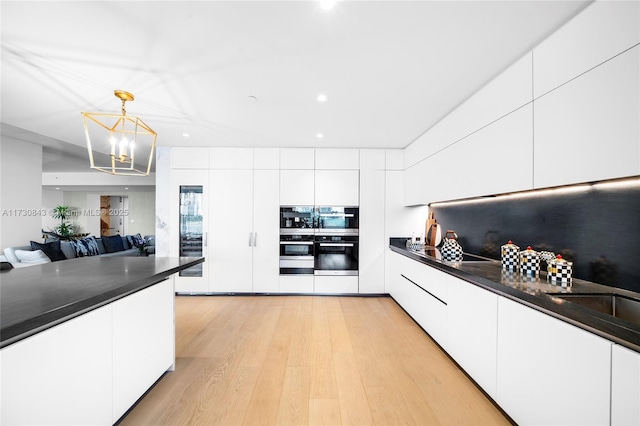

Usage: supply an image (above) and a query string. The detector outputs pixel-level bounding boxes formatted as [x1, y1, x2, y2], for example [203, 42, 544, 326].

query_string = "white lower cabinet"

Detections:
[280, 275, 314, 293]
[612, 344, 640, 426]
[446, 276, 498, 399]
[314, 276, 358, 294]
[0, 279, 175, 426]
[496, 296, 611, 426]
[388, 252, 447, 347]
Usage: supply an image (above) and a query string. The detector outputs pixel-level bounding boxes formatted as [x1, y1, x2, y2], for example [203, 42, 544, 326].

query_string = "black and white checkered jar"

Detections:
[519, 246, 540, 277]
[441, 238, 463, 261]
[501, 240, 520, 271]
[547, 255, 573, 288]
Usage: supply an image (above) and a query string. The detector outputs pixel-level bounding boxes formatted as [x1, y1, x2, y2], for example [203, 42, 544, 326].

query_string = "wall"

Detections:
[0, 137, 43, 248]
[62, 190, 156, 238]
[431, 178, 640, 292]
[41, 188, 64, 233]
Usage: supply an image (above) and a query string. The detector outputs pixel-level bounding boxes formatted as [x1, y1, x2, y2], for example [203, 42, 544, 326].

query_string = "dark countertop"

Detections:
[389, 238, 640, 353]
[0, 256, 204, 349]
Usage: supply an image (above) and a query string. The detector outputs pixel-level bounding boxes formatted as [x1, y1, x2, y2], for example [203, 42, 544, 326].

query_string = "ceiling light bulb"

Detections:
[182, 133, 190, 138]
[316, 133, 324, 139]
[317, 94, 328, 102]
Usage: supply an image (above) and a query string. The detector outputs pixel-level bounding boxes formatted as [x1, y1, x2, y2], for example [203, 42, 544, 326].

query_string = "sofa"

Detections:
[1, 234, 156, 269]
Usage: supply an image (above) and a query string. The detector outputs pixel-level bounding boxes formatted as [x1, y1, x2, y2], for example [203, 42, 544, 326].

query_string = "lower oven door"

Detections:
[280, 235, 315, 275]
[314, 236, 359, 276]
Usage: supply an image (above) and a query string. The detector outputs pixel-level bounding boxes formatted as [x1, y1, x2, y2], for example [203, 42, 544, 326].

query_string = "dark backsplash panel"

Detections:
[430, 180, 640, 292]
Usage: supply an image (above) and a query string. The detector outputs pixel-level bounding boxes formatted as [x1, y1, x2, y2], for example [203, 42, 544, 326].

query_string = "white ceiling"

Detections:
[2, 0, 592, 173]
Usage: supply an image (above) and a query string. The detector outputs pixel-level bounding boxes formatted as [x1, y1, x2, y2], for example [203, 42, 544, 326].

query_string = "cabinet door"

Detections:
[252, 170, 280, 293]
[446, 276, 497, 399]
[612, 344, 640, 426]
[209, 170, 253, 293]
[315, 170, 359, 206]
[280, 169, 314, 206]
[359, 169, 385, 293]
[315, 148, 359, 169]
[533, 46, 640, 188]
[496, 296, 611, 425]
[170, 169, 210, 293]
[0, 305, 113, 426]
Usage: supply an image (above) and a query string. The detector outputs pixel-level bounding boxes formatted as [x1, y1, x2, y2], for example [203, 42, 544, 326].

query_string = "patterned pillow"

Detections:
[131, 233, 145, 248]
[71, 236, 100, 257]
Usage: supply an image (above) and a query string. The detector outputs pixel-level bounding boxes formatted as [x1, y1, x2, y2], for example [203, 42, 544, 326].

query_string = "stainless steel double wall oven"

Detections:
[279, 206, 359, 276]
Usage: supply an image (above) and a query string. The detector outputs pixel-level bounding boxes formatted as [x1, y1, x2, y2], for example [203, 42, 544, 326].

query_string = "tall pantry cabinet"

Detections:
[169, 147, 279, 293]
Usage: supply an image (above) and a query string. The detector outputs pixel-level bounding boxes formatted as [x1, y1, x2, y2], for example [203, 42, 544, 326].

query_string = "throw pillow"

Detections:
[71, 236, 100, 257]
[30, 240, 67, 262]
[132, 233, 145, 247]
[102, 235, 125, 253]
[15, 249, 52, 264]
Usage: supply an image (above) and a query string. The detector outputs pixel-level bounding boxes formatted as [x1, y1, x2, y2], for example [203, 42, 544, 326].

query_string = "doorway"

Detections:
[100, 196, 129, 236]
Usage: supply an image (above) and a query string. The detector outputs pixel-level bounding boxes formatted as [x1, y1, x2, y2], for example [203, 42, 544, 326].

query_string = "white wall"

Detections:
[62, 191, 156, 238]
[0, 137, 43, 248]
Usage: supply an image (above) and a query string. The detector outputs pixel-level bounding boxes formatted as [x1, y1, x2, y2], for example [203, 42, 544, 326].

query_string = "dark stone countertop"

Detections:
[0, 255, 204, 349]
[389, 238, 640, 353]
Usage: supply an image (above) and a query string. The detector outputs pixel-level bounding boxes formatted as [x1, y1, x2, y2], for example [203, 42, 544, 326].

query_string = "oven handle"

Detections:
[280, 241, 314, 245]
[318, 243, 354, 247]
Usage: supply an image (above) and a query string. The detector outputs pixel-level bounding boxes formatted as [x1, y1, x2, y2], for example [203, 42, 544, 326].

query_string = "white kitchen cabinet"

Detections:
[252, 170, 280, 293]
[254, 148, 280, 170]
[404, 52, 533, 169]
[314, 276, 358, 294]
[446, 276, 498, 399]
[388, 253, 447, 347]
[406, 104, 534, 205]
[612, 343, 640, 426]
[0, 304, 113, 426]
[533, 1, 640, 98]
[170, 147, 210, 169]
[209, 169, 254, 293]
[315, 148, 359, 170]
[315, 170, 359, 206]
[359, 149, 385, 170]
[496, 296, 611, 426]
[170, 169, 210, 293]
[209, 147, 253, 170]
[280, 169, 314, 206]
[359, 168, 386, 293]
[112, 278, 175, 422]
[280, 275, 314, 294]
[280, 148, 314, 169]
[533, 45, 640, 188]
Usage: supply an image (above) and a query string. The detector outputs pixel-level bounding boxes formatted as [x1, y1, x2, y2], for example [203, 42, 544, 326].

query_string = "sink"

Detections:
[547, 293, 640, 326]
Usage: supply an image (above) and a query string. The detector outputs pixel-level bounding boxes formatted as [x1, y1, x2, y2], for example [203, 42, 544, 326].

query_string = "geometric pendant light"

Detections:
[82, 90, 157, 176]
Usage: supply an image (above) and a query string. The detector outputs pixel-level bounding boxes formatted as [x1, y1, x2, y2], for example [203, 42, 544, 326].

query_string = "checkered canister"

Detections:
[547, 255, 573, 288]
[501, 240, 520, 271]
[519, 246, 540, 277]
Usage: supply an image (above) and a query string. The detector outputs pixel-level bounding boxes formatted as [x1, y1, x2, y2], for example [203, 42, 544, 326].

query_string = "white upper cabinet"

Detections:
[405, 104, 534, 205]
[404, 52, 533, 168]
[359, 149, 385, 170]
[253, 148, 280, 170]
[280, 148, 314, 169]
[280, 169, 314, 206]
[533, 1, 640, 98]
[533, 45, 640, 188]
[385, 149, 404, 171]
[209, 148, 253, 169]
[314, 170, 359, 206]
[315, 148, 359, 169]
[171, 147, 210, 169]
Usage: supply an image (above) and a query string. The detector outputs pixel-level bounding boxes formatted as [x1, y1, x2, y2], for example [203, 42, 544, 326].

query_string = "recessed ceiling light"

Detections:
[182, 133, 190, 138]
[319, 0, 338, 10]
[124, 187, 129, 190]
[55, 187, 60, 190]
[317, 93, 328, 102]
[316, 133, 324, 139]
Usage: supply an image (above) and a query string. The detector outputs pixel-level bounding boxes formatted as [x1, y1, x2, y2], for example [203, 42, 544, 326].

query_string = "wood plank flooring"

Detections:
[119, 295, 511, 426]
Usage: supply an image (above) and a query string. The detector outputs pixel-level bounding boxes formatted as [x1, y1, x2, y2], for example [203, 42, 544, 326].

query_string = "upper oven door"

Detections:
[280, 206, 315, 234]
[315, 206, 359, 235]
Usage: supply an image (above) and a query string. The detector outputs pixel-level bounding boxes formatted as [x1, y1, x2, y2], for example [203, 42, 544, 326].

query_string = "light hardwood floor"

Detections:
[119, 295, 512, 426]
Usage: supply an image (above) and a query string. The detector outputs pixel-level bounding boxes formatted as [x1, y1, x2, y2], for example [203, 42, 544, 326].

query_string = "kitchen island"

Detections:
[389, 238, 640, 426]
[0, 255, 204, 426]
